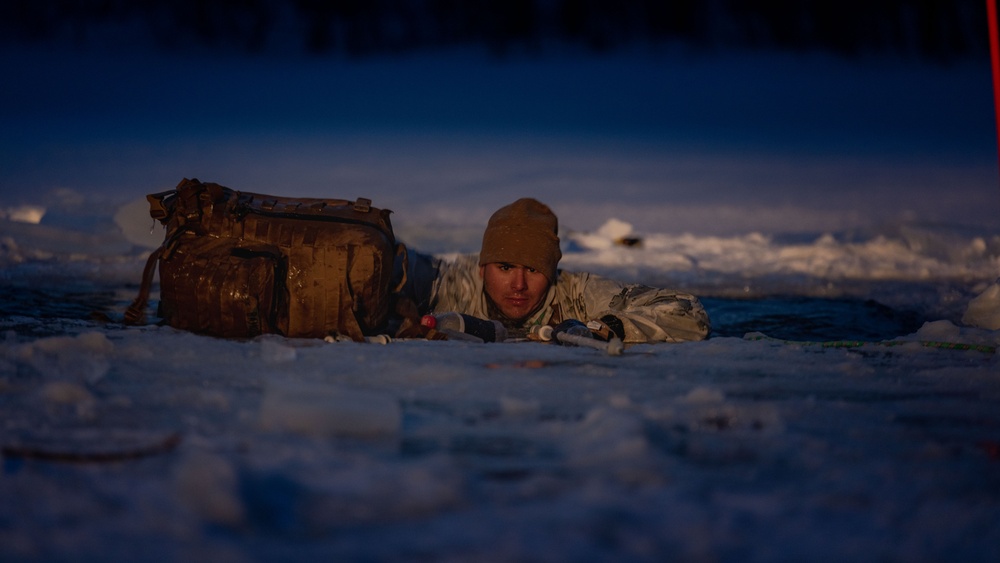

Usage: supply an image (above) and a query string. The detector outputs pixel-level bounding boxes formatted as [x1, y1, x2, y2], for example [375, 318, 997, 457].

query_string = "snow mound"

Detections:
[566, 218, 639, 250]
[963, 280, 1000, 330]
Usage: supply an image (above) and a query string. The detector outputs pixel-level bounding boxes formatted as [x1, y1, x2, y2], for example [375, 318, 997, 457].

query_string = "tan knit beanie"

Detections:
[479, 198, 562, 283]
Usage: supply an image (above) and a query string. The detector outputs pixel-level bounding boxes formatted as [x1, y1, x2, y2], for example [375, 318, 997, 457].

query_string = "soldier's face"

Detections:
[480, 262, 550, 322]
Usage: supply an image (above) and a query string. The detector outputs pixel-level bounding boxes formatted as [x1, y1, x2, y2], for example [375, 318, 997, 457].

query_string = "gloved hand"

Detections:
[598, 314, 626, 341]
[552, 319, 592, 338]
[552, 318, 621, 342]
[540, 318, 624, 355]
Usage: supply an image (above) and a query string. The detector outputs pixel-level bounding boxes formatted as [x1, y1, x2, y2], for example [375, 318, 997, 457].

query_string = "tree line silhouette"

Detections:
[1, 0, 989, 62]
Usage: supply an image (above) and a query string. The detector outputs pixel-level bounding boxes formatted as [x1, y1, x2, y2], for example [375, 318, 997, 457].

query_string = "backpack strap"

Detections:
[334, 253, 367, 342]
[335, 243, 408, 341]
[392, 243, 408, 294]
[123, 245, 164, 326]
[123, 225, 187, 326]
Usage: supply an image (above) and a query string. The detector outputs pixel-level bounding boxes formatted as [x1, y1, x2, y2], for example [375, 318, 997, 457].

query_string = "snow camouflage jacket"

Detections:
[401, 252, 711, 343]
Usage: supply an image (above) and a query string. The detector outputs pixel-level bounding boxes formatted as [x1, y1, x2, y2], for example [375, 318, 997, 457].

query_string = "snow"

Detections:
[964, 279, 1000, 330]
[2, 40, 1000, 561]
[2, 323, 998, 561]
[259, 379, 403, 438]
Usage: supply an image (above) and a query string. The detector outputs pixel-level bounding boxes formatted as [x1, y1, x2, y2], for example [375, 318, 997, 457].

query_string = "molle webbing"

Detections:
[125, 178, 403, 341]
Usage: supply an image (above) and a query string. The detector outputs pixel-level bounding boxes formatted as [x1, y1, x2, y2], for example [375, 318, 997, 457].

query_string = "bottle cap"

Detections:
[529, 324, 554, 341]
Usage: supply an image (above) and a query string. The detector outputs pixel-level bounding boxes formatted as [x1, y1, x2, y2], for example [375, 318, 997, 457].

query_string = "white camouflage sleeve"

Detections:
[564, 272, 711, 344]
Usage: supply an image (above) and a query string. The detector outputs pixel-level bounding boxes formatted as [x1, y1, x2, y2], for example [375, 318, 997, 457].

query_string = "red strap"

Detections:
[988, 0, 1000, 184]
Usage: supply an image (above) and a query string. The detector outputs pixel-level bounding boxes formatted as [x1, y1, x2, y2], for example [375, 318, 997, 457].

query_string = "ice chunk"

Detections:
[567, 218, 636, 250]
[563, 407, 648, 466]
[962, 280, 1000, 330]
[0, 205, 45, 224]
[174, 451, 245, 526]
[39, 381, 95, 405]
[259, 338, 297, 364]
[17, 332, 113, 384]
[499, 394, 541, 417]
[595, 218, 635, 241]
[911, 320, 962, 342]
[907, 319, 1000, 347]
[681, 386, 726, 405]
[259, 381, 401, 438]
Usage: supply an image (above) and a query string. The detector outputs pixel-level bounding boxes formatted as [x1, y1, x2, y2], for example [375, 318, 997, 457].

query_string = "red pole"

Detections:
[988, 0, 1000, 181]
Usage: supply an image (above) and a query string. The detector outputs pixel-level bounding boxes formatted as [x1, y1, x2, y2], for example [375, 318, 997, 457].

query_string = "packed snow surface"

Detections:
[2, 43, 1000, 561]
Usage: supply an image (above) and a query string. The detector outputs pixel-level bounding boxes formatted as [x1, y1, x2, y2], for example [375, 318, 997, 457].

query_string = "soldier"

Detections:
[402, 198, 710, 344]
